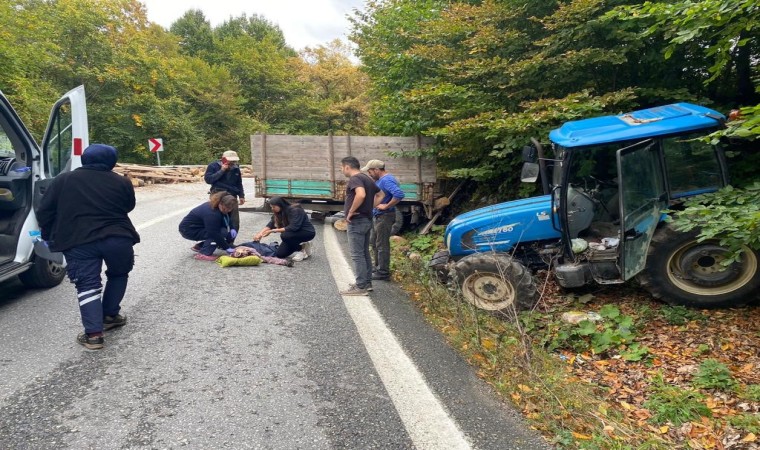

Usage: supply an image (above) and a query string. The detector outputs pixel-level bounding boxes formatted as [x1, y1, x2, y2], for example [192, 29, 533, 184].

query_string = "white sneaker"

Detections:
[291, 251, 306, 262]
[300, 241, 313, 258]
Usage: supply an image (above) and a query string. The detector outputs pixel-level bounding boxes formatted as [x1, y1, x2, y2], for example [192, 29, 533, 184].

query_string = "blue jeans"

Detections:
[63, 237, 135, 334]
[347, 216, 373, 289]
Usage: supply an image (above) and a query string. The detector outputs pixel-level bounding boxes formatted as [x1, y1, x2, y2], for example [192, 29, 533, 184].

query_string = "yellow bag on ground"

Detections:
[216, 255, 262, 267]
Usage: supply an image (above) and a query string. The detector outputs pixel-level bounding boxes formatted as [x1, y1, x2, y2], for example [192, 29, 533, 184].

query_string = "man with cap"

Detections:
[362, 159, 405, 281]
[37, 144, 140, 350]
[204, 150, 245, 234]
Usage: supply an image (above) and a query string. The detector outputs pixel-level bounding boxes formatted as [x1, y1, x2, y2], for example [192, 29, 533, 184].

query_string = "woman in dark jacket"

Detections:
[253, 197, 315, 258]
[179, 191, 238, 260]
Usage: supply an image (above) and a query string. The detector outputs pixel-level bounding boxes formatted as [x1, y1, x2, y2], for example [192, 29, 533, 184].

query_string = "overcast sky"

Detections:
[139, 0, 366, 51]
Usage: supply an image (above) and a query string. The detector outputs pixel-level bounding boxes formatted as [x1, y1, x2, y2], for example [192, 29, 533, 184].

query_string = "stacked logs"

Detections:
[113, 164, 254, 187]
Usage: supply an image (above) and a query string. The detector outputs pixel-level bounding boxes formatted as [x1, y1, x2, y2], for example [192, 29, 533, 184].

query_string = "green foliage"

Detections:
[670, 183, 760, 263]
[610, 0, 760, 255]
[0, 0, 366, 165]
[692, 359, 739, 392]
[644, 374, 712, 426]
[660, 305, 706, 326]
[608, 0, 759, 85]
[350, 0, 753, 201]
[523, 305, 648, 358]
[719, 105, 760, 141]
[739, 384, 760, 402]
[727, 413, 760, 434]
[405, 227, 444, 260]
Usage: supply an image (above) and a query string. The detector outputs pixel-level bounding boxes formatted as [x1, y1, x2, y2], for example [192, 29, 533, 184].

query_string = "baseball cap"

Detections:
[222, 150, 240, 161]
[361, 159, 385, 171]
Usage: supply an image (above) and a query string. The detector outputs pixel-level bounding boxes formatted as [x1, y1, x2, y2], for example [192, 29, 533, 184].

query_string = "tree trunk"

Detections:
[735, 33, 759, 105]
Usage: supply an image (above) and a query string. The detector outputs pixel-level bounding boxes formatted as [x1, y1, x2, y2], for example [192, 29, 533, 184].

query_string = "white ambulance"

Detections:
[0, 86, 88, 287]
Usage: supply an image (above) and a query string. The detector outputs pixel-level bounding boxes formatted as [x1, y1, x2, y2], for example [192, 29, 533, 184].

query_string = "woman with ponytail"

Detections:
[253, 197, 315, 259]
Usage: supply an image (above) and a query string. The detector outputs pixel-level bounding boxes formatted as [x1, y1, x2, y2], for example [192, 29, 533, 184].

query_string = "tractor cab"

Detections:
[543, 103, 728, 287]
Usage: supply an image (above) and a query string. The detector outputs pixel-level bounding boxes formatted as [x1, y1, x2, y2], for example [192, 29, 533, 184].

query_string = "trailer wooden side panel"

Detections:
[250, 134, 437, 208]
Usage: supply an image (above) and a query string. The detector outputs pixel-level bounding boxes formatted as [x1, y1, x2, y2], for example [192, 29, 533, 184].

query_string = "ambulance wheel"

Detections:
[454, 253, 538, 313]
[19, 255, 66, 289]
[638, 224, 760, 308]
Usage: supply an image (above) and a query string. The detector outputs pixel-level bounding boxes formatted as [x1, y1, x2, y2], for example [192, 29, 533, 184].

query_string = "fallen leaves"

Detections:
[553, 288, 760, 448]
[393, 251, 760, 449]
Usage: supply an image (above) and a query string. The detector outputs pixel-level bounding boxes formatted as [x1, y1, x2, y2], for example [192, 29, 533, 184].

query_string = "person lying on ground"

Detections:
[227, 244, 292, 267]
[253, 197, 315, 259]
[179, 191, 237, 261]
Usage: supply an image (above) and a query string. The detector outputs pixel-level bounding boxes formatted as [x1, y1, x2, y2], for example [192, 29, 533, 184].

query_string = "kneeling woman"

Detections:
[254, 197, 315, 259]
[179, 191, 238, 261]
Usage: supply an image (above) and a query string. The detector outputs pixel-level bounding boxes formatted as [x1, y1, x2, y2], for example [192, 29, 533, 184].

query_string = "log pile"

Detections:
[113, 164, 254, 187]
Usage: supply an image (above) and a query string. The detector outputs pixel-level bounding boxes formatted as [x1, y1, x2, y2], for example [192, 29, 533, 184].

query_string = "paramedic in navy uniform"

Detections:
[37, 144, 140, 350]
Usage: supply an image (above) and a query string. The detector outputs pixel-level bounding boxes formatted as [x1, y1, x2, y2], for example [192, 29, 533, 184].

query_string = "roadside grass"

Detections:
[390, 231, 760, 449]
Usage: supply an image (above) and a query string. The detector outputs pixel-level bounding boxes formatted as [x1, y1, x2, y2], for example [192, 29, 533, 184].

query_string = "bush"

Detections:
[728, 413, 760, 434]
[692, 359, 738, 392]
[660, 305, 706, 326]
[645, 374, 712, 426]
[539, 305, 648, 359]
[739, 384, 760, 402]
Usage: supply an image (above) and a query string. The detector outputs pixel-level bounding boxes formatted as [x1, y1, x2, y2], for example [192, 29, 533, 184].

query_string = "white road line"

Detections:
[324, 225, 473, 450]
[134, 206, 194, 232]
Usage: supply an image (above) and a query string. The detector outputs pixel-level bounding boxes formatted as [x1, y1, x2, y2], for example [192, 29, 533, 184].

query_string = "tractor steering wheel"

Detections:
[588, 175, 617, 188]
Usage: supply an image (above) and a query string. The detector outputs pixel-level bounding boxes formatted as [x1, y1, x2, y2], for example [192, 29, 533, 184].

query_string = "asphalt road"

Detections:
[0, 181, 549, 449]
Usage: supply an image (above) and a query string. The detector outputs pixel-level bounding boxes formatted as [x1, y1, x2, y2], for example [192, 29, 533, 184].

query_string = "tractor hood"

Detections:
[444, 195, 560, 257]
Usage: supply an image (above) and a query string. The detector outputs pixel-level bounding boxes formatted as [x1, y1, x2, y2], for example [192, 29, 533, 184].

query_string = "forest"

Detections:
[1, 0, 757, 189]
[0, 0, 369, 165]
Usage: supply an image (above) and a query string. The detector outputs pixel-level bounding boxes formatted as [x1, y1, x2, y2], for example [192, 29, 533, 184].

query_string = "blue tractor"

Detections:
[430, 103, 760, 312]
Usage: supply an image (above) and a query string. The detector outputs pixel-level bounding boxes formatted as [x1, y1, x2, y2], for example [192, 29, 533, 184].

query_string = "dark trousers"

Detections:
[371, 213, 395, 277]
[347, 216, 373, 289]
[275, 229, 316, 258]
[62, 237, 135, 334]
[180, 227, 230, 255]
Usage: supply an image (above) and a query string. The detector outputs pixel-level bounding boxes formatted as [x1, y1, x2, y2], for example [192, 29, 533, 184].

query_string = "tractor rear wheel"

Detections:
[637, 224, 760, 308]
[454, 253, 538, 313]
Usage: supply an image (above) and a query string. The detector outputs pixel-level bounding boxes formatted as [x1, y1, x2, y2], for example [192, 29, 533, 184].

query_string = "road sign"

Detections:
[149, 138, 163, 153]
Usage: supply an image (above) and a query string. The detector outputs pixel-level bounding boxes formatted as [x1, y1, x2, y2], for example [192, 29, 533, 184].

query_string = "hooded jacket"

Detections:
[37, 144, 140, 251]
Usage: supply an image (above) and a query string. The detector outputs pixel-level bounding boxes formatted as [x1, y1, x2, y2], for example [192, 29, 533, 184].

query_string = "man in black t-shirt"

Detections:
[340, 156, 379, 295]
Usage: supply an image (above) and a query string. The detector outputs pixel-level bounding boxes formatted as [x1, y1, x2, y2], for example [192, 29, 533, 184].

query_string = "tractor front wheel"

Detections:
[638, 224, 760, 308]
[454, 253, 538, 313]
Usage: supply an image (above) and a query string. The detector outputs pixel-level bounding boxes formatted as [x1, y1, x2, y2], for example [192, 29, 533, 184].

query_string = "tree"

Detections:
[169, 9, 215, 59]
[298, 40, 370, 134]
[610, 0, 760, 255]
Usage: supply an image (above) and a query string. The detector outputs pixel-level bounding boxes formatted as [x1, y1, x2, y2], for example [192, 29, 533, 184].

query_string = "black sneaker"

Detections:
[104, 314, 127, 331]
[372, 273, 390, 281]
[77, 332, 104, 350]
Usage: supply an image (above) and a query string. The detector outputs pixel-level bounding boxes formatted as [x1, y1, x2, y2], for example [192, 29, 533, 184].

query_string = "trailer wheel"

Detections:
[454, 253, 538, 312]
[637, 224, 760, 308]
[18, 255, 66, 289]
